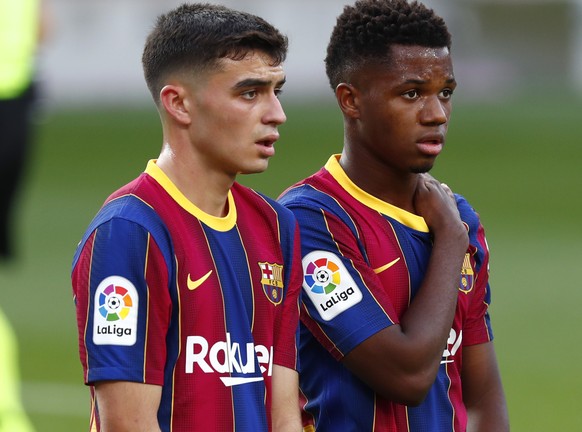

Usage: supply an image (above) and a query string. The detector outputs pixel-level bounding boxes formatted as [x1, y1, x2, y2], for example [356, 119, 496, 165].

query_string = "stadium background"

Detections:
[0, 0, 580, 430]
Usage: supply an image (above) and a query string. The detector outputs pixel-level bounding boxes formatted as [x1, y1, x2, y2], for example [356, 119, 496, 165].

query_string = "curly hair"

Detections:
[142, 3, 288, 105]
[325, 0, 451, 90]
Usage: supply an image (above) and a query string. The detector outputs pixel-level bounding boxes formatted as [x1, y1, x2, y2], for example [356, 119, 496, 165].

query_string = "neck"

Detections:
[339, 149, 419, 213]
[156, 144, 234, 218]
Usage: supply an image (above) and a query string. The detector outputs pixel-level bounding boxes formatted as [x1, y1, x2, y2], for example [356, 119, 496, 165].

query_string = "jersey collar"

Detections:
[325, 155, 429, 232]
[145, 160, 237, 232]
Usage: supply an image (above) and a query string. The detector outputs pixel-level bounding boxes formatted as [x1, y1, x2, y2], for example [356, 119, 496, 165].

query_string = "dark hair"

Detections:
[142, 3, 288, 104]
[325, 0, 451, 90]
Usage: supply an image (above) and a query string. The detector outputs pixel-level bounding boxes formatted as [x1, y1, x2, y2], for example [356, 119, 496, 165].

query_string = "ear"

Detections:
[335, 83, 360, 119]
[159, 84, 191, 126]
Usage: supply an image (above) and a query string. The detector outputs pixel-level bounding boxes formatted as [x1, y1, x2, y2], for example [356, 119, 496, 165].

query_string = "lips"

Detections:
[417, 134, 444, 156]
[256, 134, 278, 157]
[256, 139, 275, 147]
[256, 133, 279, 147]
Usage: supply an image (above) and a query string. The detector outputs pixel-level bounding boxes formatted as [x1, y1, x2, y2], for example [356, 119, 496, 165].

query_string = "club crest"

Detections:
[258, 262, 284, 305]
[459, 253, 474, 293]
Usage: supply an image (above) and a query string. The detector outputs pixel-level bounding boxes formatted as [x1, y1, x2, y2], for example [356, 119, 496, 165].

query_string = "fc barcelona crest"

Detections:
[258, 262, 284, 305]
[459, 253, 474, 293]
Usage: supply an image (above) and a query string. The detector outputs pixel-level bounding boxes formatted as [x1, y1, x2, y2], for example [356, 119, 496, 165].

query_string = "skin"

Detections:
[271, 364, 302, 432]
[95, 365, 300, 432]
[335, 44, 508, 429]
[94, 382, 162, 432]
[157, 51, 287, 217]
[462, 344, 510, 431]
[340, 45, 456, 211]
[94, 51, 301, 431]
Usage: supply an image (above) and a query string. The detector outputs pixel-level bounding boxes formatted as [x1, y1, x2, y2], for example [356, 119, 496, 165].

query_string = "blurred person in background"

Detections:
[0, 0, 49, 262]
[0, 1, 49, 430]
[0, 308, 35, 431]
[71, 3, 301, 431]
[279, 0, 509, 430]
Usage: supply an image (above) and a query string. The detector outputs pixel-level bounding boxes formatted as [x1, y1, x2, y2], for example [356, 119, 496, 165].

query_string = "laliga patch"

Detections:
[93, 276, 139, 346]
[302, 251, 362, 321]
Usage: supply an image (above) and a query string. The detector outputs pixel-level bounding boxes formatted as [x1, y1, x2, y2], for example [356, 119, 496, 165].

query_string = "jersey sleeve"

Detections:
[272, 218, 302, 370]
[285, 195, 398, 360]
[457, 196, 494, 346]
[72, 217, 172, 386]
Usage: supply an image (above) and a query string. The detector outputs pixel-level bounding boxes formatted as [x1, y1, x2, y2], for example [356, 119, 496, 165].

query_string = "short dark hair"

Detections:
[142, 3, 288, 104]
[325, 0, 451, 90]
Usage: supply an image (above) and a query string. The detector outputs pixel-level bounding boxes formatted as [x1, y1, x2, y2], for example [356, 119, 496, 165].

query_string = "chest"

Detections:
[162, 210, 286, 329]
[358, 213, 478, 321]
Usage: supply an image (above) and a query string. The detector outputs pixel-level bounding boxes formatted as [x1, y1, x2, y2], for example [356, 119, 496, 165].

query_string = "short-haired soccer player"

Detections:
[278, 0, 509, 430]
[71, 4, 302, 431]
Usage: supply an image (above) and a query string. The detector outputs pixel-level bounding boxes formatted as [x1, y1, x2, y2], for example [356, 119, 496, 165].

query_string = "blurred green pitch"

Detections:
[0, 97, 580, 431]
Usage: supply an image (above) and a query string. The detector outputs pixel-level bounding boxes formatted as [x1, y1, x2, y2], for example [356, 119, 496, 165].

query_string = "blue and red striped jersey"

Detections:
[72, 160, 301, 432]
[278, 155, 493, 432]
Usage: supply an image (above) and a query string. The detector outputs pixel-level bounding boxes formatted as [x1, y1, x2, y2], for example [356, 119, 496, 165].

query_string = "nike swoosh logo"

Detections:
[373, 257, 401, 274]
[187, 270, 213, 291]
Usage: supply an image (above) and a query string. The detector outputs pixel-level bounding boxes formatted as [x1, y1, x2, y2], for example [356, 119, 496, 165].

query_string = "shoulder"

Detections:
[73, 193, 173, 268]
[455, 193, 483, 231]
[233, 182, 297, 226]
[94, 193, 164, 232]
[279, 175, 358, 230]
[279, 172, 346, 214]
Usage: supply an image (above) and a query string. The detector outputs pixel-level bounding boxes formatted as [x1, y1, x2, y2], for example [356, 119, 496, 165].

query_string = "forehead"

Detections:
[360, 45, 454, 86]
[210, 51, 285, 84]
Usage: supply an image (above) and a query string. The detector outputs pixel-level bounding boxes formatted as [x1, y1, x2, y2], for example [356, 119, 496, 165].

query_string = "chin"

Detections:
[239, 162, 269, 175]
[411, 164, 434, 174]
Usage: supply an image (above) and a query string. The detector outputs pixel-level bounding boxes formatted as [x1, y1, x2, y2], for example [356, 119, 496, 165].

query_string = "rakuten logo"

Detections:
[185, 333, 273, 387]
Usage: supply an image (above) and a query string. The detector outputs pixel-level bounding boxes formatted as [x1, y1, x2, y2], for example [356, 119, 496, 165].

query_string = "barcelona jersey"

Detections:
[72, 160, 301, 432]
[278, 155, 494, 432]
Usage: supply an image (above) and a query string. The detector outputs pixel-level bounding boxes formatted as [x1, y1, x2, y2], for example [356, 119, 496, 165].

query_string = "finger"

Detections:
[440, 182, 456, 201]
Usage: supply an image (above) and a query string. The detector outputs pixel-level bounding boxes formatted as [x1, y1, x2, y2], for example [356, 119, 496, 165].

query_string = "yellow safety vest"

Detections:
[0, 307, 35, 432]
[0, 0, 39, 99]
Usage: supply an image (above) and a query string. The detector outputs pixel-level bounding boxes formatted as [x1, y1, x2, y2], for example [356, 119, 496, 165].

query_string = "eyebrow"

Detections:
[233, 77, 286, 90]
[403, 77, 456, 85]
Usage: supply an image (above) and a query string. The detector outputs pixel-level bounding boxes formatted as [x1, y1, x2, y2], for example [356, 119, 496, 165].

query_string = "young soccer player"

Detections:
[278, 0, 509, 430]
[71, 4, 302, 431]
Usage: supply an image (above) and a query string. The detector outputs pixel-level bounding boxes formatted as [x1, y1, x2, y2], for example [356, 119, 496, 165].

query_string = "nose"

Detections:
[419, 96, 448, 126]
[264, 94, 287, 126]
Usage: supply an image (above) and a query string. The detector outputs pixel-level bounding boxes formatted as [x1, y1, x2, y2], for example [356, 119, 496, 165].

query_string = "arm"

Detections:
[271, 365, 301, 432]
[270, 219, 302, 431]
[462, 343, 509, 432]
[95, 381, 162, 432]
[342, 175, 469, 405]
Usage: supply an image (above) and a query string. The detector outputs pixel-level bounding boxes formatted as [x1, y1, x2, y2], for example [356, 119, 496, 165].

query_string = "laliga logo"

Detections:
[302, 251, 362, 321]
[98, 284, 133, 321]
[304, 257, 341, 294]
[93, 276, 138, 346]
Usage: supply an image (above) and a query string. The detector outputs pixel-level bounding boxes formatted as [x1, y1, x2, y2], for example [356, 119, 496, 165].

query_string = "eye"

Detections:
[274, 87, 284, 99]
[440, 88, 454, 99]
[241, 90, 257, 100]
[402, 90, 419, 100]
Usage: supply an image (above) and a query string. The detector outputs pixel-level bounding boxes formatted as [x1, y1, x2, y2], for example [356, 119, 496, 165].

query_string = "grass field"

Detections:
[0, 97, 580, 431]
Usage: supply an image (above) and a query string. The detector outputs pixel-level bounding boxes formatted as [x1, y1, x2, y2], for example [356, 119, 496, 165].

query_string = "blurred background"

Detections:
[0, 0, 580, 430]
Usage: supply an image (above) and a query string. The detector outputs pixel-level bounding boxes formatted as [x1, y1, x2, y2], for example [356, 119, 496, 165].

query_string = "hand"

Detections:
[413, 174, 468, 252]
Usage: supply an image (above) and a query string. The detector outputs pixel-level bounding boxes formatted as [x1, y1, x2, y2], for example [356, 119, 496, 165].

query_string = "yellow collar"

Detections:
[324, 155, 428, 232]
[145, 160, 236, 232]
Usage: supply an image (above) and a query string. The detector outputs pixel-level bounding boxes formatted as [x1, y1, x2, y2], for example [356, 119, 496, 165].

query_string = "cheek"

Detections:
[215, 104, 253, 131]
[369, 109, 409, 138]
[199, 113, 242, 145]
